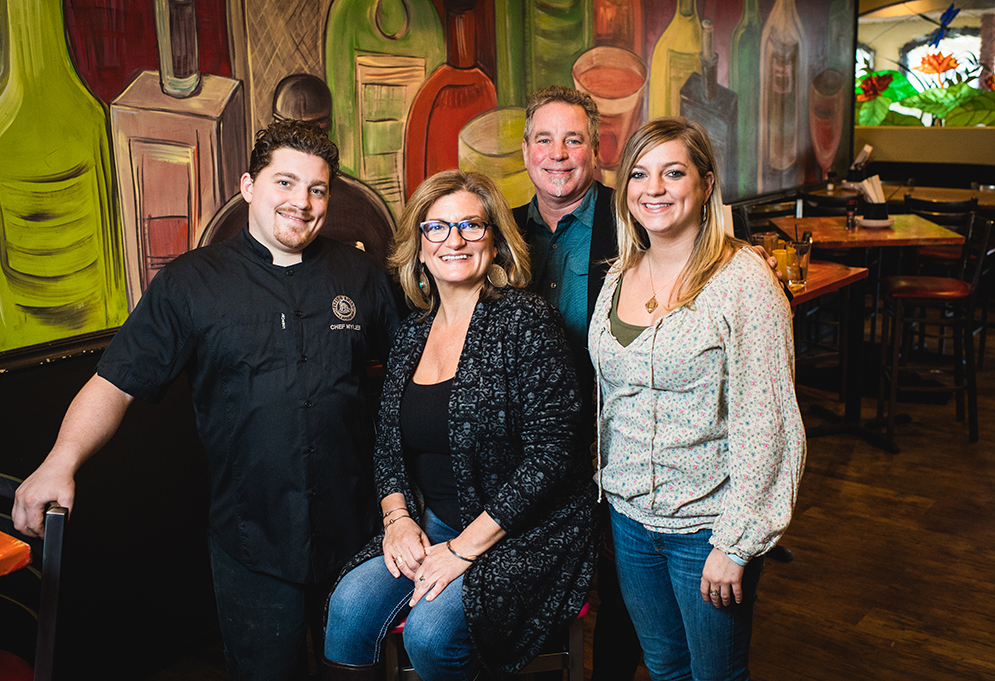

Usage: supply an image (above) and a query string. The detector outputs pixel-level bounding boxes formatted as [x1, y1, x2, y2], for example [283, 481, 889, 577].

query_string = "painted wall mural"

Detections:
[0, 0, 855, 355]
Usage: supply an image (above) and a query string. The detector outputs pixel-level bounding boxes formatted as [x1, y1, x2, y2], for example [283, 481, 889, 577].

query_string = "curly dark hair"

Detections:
[248, 119, 339, 180]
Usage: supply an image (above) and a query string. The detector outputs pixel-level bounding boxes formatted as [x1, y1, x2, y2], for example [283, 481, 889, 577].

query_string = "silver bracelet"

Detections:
[446, 539, 476, 563]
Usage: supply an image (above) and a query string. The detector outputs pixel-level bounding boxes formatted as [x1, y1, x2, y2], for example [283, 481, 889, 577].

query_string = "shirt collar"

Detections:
[239, 225, 323, 265]
[526, 183, 598, 235]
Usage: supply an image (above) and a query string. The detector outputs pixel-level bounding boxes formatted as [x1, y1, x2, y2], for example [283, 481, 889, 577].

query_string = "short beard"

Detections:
[273, 220, 315, 251]
[549, 176, 568, 197]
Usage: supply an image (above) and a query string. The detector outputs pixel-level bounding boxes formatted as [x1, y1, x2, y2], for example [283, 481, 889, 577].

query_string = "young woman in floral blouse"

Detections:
[589, 118, 806, 680]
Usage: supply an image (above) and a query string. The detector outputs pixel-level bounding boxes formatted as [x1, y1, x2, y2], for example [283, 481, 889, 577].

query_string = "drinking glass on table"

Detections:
[749, 231, 780, 256]
[773, 241, 790, 281]
[787, 240, 811, 290]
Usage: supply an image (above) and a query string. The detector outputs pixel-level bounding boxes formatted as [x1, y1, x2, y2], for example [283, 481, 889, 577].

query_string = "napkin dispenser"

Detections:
[864, 202, 889, 220]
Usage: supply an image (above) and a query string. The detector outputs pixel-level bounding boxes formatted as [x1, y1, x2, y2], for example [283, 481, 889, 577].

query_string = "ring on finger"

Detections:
[709, 589, 720, 597]
[419, 576, 426, 582]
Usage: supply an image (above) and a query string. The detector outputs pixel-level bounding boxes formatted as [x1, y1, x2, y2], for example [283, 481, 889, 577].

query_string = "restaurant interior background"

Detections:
[1, 0, 993, 678]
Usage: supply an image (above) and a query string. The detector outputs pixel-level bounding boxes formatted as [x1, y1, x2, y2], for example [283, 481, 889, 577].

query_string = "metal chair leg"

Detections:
[887, 300, 905, 442]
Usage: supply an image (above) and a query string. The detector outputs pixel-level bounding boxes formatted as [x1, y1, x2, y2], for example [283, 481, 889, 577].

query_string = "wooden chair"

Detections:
[0, 474, 68, 681]
[384, 602, 589, 681]
[877, 218, 993, 444]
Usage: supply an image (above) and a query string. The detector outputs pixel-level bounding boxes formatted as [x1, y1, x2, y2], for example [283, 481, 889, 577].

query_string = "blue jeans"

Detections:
[324, 509, 478, 681]
[610, 508, 764, 681]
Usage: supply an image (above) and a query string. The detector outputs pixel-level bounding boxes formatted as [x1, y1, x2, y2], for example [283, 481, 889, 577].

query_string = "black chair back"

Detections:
[905, 194, 978, 233]
[959, 217, 993, 294]
[799, 191, 852, 216]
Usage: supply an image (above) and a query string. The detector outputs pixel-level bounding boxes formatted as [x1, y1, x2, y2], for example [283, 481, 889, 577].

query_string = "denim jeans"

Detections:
[208, 535, 337, 681]
[610, 508, 764, 681]
[324, 509, 478, 681]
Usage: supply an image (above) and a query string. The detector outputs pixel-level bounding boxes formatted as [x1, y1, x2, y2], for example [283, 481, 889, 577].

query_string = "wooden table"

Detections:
[882, 185, 995, 211]
[804, 186, 861, 201]
[789, 259, 867, 307]
[772, 213, 964, 342]
[771, 213, 965, 250]
[770, 218, 964, 452]
[0, 530, 31, 576]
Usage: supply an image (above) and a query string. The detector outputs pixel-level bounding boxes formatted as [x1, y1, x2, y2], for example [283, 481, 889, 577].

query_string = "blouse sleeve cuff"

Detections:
[726, 552, 749, 566]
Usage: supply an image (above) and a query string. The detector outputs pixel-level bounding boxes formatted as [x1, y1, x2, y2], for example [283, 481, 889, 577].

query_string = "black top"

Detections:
[400, 378, 459, 529]
[97, 227, 399, 583]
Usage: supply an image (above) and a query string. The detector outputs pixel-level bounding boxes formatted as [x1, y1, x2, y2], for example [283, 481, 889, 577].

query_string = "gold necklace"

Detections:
[645, 259, 681, 314]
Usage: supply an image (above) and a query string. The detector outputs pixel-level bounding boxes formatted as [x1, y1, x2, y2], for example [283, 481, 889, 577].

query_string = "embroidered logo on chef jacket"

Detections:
[330, 295, 361, 331]
[332, 295, 356, 321]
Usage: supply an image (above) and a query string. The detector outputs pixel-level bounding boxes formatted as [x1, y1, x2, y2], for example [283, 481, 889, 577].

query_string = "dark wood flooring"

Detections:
[144, 327, 995, 681]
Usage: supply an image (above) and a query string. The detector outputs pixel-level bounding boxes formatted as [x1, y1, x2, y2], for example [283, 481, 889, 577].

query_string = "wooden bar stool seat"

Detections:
[883, 276, 970, 300]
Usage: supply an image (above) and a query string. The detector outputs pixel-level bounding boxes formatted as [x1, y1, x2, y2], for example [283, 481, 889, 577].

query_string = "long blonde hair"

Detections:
[389, 170, 531, 313]
[613, 117, 746, 310]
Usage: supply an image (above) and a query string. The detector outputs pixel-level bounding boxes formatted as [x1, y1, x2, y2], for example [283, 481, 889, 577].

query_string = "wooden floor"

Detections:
[145, 329, 995, 681]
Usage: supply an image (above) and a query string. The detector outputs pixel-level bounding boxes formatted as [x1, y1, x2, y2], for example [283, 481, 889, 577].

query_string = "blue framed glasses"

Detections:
[418, 220, 491, 243]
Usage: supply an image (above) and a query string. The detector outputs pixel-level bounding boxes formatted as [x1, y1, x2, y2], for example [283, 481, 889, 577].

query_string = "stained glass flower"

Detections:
[857, 73, 894, 102]
[914, 52, 960, 84]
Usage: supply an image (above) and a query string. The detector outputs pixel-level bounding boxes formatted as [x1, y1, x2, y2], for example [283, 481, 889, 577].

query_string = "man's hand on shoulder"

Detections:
[750, 244, 781, 280]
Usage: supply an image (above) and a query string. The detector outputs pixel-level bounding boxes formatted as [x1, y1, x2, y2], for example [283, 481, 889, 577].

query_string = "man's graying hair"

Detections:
[523, 86, 601, 154]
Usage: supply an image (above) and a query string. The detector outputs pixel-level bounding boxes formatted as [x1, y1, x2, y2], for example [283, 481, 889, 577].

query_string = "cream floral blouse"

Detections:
[589, 247, 806, 562]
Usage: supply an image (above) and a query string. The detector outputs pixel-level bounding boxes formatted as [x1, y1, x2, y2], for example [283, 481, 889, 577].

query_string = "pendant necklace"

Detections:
[645, 259, 681, 314]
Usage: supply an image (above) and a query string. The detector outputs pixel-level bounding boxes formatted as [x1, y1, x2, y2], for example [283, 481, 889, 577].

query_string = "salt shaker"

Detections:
[846, 200, 857, 231]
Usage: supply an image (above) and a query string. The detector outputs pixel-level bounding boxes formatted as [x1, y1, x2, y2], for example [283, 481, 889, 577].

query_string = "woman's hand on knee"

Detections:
[409, 542, 470, 607]
[383, 518, 431, 579]
[700, 548, 745, 608]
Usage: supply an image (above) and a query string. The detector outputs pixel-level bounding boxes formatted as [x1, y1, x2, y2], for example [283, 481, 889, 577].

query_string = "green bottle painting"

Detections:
[0, 0, 128, 351]
[325, 0, 446, 220]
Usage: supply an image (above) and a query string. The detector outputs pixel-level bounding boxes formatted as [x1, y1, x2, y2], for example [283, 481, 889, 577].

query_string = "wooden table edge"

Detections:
[789, 261, 868, 307]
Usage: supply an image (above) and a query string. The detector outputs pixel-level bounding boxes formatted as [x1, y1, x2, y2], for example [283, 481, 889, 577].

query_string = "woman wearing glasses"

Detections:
[322, 170, 597, 681]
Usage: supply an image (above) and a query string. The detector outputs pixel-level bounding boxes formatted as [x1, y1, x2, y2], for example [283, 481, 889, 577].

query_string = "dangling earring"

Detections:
[701, 204, 708, 224]
[418, 266, 431, 295]
[486, 263, 508, 288]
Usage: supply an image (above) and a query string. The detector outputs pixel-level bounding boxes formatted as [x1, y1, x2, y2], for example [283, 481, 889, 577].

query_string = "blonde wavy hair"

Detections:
[389, 170, 531, 313]
[613, 117, 747, 310]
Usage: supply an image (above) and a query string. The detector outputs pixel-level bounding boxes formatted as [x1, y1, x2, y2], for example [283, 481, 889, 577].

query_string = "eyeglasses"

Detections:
[418, 220, 491, 243]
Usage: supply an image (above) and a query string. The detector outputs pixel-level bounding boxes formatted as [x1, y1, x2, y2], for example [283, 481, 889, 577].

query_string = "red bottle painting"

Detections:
[404, 0, 497, 199]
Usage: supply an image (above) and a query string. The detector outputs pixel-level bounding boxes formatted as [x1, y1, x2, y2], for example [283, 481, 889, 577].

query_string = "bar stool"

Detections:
[904, 194, 981, 355]
[877, 218, 993, 443]
[383, 602, 589, 681]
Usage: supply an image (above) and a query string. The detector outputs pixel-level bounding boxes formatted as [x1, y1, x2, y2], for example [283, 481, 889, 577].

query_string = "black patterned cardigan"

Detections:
[337, 286, 598, 679]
